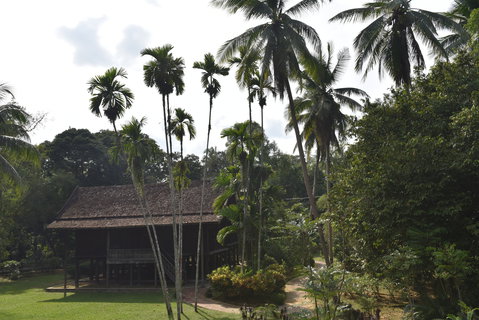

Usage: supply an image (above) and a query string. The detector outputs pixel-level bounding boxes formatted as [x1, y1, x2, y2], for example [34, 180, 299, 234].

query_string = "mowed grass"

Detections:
[0, 273, 238, 320]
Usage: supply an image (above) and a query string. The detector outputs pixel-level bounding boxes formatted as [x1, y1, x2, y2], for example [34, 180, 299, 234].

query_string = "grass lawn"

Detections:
[0, 273, 238, 320]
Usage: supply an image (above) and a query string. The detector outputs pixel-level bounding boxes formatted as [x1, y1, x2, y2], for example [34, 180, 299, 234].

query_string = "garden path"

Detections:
[182, 287, 240, 314]
[283, 260, 326, 310]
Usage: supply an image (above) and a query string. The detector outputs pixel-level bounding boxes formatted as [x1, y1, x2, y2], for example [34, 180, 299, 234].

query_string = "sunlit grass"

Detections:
[0, 272, 238, 320]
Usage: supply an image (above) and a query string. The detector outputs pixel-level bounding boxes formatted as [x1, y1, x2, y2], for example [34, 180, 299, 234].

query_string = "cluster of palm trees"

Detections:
[82, 0, 470, 318]
[87, 44, 230, 318]
[211, 0, 468, 268]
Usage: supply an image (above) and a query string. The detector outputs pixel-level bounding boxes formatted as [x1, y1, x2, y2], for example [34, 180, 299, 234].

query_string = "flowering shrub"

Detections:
[208, 264, 287, 302]
[0, 260, 21, 280]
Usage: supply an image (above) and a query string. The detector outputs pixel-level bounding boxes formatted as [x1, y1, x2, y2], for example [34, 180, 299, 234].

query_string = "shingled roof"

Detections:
[47, 181, 221, 229]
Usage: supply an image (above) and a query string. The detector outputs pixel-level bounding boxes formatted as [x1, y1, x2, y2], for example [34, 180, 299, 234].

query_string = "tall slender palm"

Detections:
[170, 108, 196, 310]
[287, 44, 368, 264]
[214, 0, 331, 265]
[0, 84, 39, 182]
[87, 67, 134, 134]
[118, 117, 173, 319]
[249, 70, 275, 269]
[141, 44, 185, 319]
[170, 108, 197, 162]
[192, 53, 229, 311]
[329, 0, 463, 87]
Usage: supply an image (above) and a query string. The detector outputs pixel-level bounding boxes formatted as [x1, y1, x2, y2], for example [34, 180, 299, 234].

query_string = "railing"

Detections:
[108, 249, 154, 264]
[107, 249, 175, 282]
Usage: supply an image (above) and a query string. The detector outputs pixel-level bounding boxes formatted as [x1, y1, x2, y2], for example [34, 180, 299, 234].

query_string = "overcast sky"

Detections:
[1, 0, 453, 156]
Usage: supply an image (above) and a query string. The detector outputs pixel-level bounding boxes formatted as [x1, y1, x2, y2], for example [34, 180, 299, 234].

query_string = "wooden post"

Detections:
[89, 259, 93, 281]
[74, 258, 79, 289]
[201, 225, 207, 284]
[106, 230, 110, 288]
[129, 264, 133, 286]
[137, 263, 141, 285]
[63, 257, 67, 297]
[154, 263, 158, 287]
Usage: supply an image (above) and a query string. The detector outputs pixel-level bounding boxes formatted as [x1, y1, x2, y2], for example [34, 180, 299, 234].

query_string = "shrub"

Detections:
[0, 260, 21, 280]
[208, 264, 287, 304]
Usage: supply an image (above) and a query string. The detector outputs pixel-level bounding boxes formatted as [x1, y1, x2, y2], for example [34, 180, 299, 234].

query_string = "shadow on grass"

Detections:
[42, 291, 165, 303]
[0, 273, 62, 295]
[195, 308, 237, 320]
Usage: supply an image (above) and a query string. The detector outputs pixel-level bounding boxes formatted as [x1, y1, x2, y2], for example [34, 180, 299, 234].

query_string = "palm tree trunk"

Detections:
[326, 148, 333, 265]
[112, 121, 122, 149]
[241, 159, 247, 273]
[285, 80, 330, 267]
[178, 140, 184, 314]
[164, 94, 181, 319]
[257, 105, 264, 270]
[311, 147, 320, 214]
[244, 87, 252, 270]
[194, 93, 214, 312]
[134, 182, 174, 320]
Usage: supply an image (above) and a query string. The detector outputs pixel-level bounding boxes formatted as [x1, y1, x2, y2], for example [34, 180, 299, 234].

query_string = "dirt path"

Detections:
[283, 260, 325, 310]
[182, 287, 240, 314]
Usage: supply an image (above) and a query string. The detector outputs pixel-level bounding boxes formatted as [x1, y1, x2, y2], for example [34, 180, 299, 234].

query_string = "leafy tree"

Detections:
[330, 0, 463, 87]
[329, 50, 479, 313]
[192, 52, 229, 311]
[41, 129, 110, 186]
[87, 67, 134, 134]
[214, 0, 331, 265]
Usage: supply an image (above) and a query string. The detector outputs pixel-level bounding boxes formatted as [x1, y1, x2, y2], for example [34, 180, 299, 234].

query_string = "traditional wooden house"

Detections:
[47, 181, 237, 288]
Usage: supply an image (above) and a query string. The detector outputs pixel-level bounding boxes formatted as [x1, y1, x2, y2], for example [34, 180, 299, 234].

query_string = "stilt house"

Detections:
[47, 181, 237, 288]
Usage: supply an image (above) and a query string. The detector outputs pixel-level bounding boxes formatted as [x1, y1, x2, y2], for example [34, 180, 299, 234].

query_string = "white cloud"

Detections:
[116, 25, 151, 66]
[59, 17, 112, 66]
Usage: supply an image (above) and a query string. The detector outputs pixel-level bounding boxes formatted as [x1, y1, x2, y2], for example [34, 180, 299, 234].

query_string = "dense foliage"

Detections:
[329, 49, 479, 316]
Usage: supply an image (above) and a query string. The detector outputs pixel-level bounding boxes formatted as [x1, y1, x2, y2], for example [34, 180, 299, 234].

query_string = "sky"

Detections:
[1, 0, 453, 156]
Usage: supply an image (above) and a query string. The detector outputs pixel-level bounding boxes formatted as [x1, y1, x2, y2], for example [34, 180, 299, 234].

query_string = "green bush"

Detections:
[208, 264, 287, 304]
[0, 260, 21, 280]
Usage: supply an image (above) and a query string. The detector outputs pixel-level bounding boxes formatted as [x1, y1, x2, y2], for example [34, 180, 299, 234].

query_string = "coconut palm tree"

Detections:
[87, 67, 134, 134]
[213, 0, 331, 265]
[229, 46, 261, 124]
[329, 0, 463, 87]
[117, 117, 173, 319]
[192, 53, 229, 311]
[441, 0, 479, 53]
[141, 44, 185, 319]
[287, 44, 368, 264]
[0, 84, 39, 183]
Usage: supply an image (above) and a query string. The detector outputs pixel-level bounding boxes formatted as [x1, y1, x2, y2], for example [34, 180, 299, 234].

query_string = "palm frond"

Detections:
[285, 0, 326, 17]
